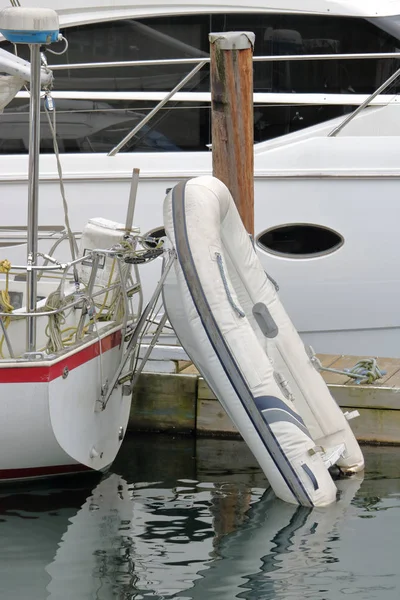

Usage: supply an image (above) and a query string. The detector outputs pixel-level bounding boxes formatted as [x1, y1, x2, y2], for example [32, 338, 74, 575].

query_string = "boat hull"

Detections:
[0, 328, 131, 482]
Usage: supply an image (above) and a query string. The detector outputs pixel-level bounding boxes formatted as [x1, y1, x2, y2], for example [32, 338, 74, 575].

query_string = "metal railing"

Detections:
[48, 51, 400, 71]
[0, 49, 394, 155]
[0, 244, 140, 360]
[46, 50, 400, 154]
[0, 49, 385, 155]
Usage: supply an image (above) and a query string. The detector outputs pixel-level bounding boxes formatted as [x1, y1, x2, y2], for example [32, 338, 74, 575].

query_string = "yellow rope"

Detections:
[0, 259, 13, 358]
[95, 258, 116, 319]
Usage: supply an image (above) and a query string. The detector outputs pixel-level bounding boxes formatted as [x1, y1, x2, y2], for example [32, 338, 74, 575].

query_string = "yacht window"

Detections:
[257, 224, 344, 258]
[0, 100, 352, 154]
[0, 101, 353, 154]
[220, 13, 400, 94]
[368, 15, 400, 42]
[1, 12, 398, 94]
[0, 99, 210, 153]
[1, 16, 212, 93]
[0, 12, 398, 154]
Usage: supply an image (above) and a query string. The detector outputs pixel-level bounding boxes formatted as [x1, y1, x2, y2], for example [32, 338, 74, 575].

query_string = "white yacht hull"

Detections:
[1, 124, 399, 356]
[0, 328, 131, 482]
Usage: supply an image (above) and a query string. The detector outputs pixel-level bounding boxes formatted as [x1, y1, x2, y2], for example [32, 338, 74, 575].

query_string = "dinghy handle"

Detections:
[301, 464, 319, 491]
[252, 302, 279, 338]
[215, 252, 245, 318]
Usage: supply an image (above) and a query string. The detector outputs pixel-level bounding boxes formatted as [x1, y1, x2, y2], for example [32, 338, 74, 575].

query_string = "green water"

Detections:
[0, 435, 399, 599]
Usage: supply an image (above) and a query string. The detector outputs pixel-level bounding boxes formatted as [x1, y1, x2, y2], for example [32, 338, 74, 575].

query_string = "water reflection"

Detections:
[190, 477, 364, 600]
[0, 438, 400, 599]
[0, 477, 99, 600]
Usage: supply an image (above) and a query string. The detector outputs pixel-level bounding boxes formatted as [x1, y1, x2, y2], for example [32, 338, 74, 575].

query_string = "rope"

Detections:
[44, 289, 69, 353]
[44, 249, 131, 352]
[309, 348, 386, 385]
[0, 260, 12, 311]
[0, 259, 13, 358]
[215, 252, 245, 318]
[44, 98, 80, 287]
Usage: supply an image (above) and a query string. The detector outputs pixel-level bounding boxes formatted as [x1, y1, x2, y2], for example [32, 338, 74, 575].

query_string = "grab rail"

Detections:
[49, 51, 400, 71]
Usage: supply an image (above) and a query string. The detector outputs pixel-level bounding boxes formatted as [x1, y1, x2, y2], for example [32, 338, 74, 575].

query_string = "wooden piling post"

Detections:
[209, 31, 255, 235]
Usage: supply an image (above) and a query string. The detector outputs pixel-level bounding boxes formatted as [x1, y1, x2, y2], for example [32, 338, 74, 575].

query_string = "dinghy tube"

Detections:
[162, 176, 364, 507]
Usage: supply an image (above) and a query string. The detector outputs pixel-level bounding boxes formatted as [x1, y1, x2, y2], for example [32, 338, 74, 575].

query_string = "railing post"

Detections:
[209, 31, 255, 235]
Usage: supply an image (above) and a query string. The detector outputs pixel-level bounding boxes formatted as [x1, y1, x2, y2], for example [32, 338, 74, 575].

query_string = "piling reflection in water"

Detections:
[0, 437, 400, 599]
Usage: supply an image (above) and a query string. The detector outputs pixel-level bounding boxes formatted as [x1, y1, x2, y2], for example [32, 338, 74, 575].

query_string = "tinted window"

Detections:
[1, 16, 212, 93]
[0, 99, 210, 153]
[1, 13, 398, 93]
[0, 100, 350, 154]
[253, 104, 353, 141]
[0, 12, 397, 154]
[220, 13, 400, 94]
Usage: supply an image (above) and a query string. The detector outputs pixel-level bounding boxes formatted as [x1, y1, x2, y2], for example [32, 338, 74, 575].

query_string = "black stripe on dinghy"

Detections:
[254, 395, 309, 432]
[171, 181, 314, 508]
[255, 405, 311, 439]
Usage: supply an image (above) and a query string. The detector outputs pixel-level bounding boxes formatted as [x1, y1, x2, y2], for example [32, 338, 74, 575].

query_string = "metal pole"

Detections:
[26, 43, 41, 351]
[125, 168, 140, 233]
[129, 311, 168, 389]
[328, 64, 400, 137]
[48, 52, 400, 72]
[107, 61, 207, 156]
[101, 250, 176, 408]
[0, 317, 14, 358]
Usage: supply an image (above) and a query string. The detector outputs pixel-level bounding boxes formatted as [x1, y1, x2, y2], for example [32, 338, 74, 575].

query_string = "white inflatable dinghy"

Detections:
[162, 176, 364, 507]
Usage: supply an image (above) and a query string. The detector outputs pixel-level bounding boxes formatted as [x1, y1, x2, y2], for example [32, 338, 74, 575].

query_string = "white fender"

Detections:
[162, 176, 364, 507]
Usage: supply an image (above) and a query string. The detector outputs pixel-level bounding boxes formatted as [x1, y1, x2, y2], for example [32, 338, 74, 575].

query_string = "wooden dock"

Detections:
[128, 354, 400, 445]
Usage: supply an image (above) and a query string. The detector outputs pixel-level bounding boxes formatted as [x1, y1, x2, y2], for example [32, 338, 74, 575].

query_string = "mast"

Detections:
[26, 43, 41, 351]
[0, 7, 59, 351]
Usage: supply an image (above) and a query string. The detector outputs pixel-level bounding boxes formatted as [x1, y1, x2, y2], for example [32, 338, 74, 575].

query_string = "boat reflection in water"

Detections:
[191, 476, 364, 600]
[0, 475, 100, 600]
[1, 438, 400, 599]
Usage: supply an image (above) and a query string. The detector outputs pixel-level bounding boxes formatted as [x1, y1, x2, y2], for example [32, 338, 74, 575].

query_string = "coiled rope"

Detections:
[309, 349, 386, 385]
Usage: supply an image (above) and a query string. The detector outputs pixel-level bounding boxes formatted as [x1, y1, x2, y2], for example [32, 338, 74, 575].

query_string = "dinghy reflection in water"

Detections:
[163, 176, 364, 506]
[185, 474, 364, 600]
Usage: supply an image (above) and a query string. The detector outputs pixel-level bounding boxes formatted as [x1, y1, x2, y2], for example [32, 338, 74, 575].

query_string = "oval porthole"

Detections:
[142, 226, 166, 249]
[256, 223, 343, 258]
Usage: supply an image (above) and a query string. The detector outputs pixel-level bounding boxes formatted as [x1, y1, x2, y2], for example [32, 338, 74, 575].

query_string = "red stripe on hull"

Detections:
[0, 463, 90, 481]
[0, 329, 122, 383]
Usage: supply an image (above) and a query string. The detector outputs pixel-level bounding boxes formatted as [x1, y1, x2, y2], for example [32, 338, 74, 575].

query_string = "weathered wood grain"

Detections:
[210, 33, 254, 234]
